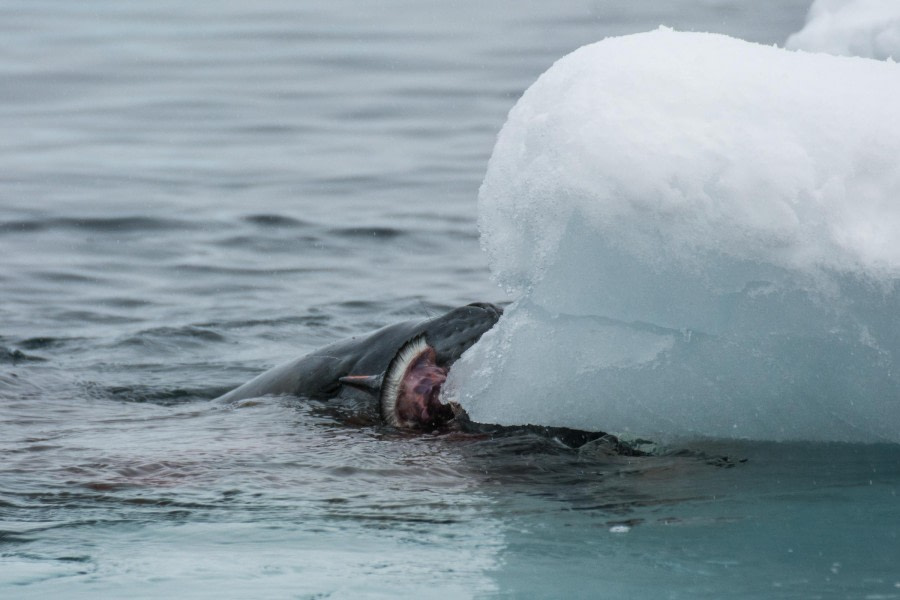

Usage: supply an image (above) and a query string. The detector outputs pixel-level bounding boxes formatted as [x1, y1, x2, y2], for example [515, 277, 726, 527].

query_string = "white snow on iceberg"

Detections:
[446, 28, 900, 443]
[787, 0, 900, 59]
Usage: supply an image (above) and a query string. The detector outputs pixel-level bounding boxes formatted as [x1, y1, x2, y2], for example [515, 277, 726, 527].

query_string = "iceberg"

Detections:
[446, 28, 900, 443]
[787, 0, 900, 59]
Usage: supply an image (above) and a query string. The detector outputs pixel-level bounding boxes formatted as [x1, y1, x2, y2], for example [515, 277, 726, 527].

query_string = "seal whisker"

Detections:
[417, 299, 434, 318]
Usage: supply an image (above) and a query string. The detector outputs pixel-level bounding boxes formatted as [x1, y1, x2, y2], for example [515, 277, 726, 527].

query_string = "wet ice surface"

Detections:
[2, 1, 900, 598]
[451, 29, 900, 443]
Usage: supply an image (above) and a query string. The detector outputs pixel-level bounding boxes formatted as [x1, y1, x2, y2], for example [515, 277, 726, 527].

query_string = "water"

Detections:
[2, 1, 898, 598]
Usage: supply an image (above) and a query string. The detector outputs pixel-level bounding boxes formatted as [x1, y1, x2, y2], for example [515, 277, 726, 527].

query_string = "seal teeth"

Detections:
[381, 335, 431, 427]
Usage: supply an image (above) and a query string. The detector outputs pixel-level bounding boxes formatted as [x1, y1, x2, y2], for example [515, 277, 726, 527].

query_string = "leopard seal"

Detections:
[217, 301, 643, 451]
[215, 302, 502, 428]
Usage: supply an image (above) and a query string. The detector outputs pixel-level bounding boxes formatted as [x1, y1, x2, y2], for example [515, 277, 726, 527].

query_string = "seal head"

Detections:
[218, 303, 501, 418]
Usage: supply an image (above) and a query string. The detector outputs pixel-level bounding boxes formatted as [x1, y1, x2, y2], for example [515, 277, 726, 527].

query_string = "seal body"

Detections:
[216, 303, 502, 404]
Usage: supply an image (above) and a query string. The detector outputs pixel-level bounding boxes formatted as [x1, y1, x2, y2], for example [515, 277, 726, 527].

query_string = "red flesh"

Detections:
[396, 347, 450, 426]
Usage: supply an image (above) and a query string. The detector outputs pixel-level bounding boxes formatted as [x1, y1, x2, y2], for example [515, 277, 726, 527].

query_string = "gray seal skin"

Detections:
[216, 302, 502, 405]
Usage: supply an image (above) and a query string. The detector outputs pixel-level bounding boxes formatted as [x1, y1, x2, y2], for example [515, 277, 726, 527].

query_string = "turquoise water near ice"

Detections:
[2, 1, 899, 598]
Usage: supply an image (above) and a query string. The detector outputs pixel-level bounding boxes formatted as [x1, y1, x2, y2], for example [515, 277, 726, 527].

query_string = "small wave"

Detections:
[327, 226, 406, 239]
[172, 264, 327, 276]
[335, 299, 383, 311]
[98, 384, 219, 405]
[241, 213, 309, 228]
[10, 336, 64, 350]
[0, 347, 47, 363]
[112, 325, 228, 353]
[53, 310, 139, 325]
[31, 270, 109, 284]
[195, 314, 332, 330]
[0, 216, 197, 234]
[213, 234, 323, 251]
[94, 297, 154, 309]
[131, 325, 227, 343]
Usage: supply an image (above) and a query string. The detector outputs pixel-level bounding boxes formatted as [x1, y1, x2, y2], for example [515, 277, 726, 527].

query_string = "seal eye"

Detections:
[380, 335, 450, 429]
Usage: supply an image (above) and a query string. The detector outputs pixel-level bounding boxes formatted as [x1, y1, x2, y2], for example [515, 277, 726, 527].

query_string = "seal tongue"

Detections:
[381, 336, 451, 428]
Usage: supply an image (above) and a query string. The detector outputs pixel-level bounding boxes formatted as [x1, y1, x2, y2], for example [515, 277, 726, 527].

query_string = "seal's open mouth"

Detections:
[337, 302, 502, 429]
[380, 335, 458, 429]
[339, 335, 464, 429]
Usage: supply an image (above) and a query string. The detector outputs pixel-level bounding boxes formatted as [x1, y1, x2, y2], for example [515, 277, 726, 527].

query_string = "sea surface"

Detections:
[2, 1, 899, 598]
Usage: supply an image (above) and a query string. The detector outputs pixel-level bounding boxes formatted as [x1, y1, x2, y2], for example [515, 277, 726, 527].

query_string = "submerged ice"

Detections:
[447, 29, 900, 443]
